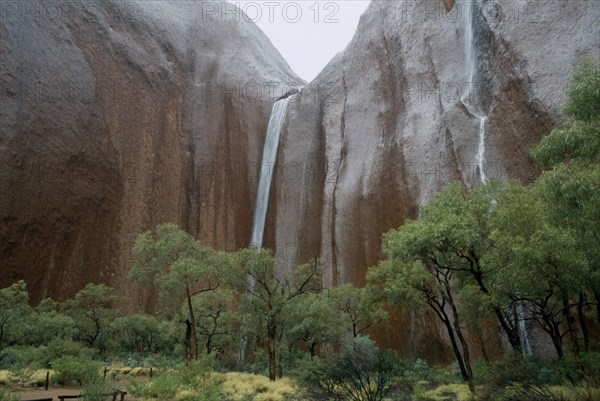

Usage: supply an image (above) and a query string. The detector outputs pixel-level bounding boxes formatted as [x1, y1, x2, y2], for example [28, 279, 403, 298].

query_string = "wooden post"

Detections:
[149, 367, 153, 378]
[45, 371, 50, 390]
[103, 366, 108, 380]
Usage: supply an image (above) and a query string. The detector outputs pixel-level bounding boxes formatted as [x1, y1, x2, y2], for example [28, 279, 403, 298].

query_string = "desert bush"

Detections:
[578, 352, 600, 384]
[0, 388, 19, 401]
[129, 355, 223, 401]
[37, 339, 97, 368]
[413, 383, 473, 401]
[0, 349, 20, 369]
[142, 353, 183, 368]
[401, 358, 455, 386]
[8, 365, 37, 387]
[0, 346, 43, 371]
[300, 336, 403, 401]
[81, 379, 112, 401]
[223, 372, 300, 401]
[51, 355, 101, 386]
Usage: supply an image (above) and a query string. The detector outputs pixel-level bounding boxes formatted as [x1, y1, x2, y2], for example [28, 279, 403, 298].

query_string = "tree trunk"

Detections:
[268, 323, 277, 381]
[477, 329, 490, 364]
[429, 301, 469, 386]
[185, 319, 193, 364]
[550, 328, 564, 359]
[494, 307, 522, 352]
[471, 270, 521, 352]
[441, 311, 469, 385]
[594, 291, 600, 323]
[540, 309, 563, 358]
[206, 337, 212, 355]
[278, 351, 283, 379]
[446, 294, 475, 394]
[185, 285, 199, 360]
[561, 291, 580, 356]
[577, 293, 590, 352]
[309, 342, 316, 359]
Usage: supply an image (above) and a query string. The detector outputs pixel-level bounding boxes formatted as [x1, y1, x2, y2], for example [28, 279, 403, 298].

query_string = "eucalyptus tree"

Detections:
[0, 280, 30, 350]
[368, 228, 475, 393]
[485, 181, 588, 357]
[62, 283, 118, 347]
[329, 283, 388, 338]
[190, 288, 239, 355]
[531, 58, 600, 326]
[23, 298, 76, 346]
[129, 223, 233, 361]
[109, 313, 167, 354]
[285, 291, 348, 358]
[235, 248, 322, 381]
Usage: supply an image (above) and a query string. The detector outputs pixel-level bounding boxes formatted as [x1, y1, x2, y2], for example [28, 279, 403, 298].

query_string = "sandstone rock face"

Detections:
[0, 0, 301, 305]
[270, 0, 599, 357]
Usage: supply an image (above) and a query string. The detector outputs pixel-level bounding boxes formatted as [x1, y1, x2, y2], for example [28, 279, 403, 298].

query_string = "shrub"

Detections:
[401, 358, 454, 386]
[222, 372, 300, 401]
[40, 339, 97, 368]
[301, 336, 404, 401]
[0, 348, 21, 369]
[0, 346, 45, 370]
[8, 365, 37, 387]
[128, 355, 222, 401]
[129, 367, 224, 401]
[579, 352, 600, 384]
[142, 353, 183, 368]
[51, 355, 101, 386]
[0, 388, 19, 401]
[474, 353, 539, 387]
[81, 379, 112, 401]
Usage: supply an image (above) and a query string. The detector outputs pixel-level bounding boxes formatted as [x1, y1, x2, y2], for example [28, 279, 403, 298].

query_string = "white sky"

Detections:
[228, 1, 372, 81]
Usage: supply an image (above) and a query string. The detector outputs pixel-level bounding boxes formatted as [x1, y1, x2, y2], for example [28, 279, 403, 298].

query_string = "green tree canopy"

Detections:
[129, 223, 234, 361]
[531, 58, 600, 321]
[0, 280, 30, 350]
[235, 248, 321, 380]
[62, 283, 118, 347]
[329, 283, 387, 338]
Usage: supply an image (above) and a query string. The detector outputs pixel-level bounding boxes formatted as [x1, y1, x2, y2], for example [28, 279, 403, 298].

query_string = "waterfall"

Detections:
[476, 117, 488, 183]
[460, 0, 487, 184]
[239, 91, 298, 365]
[249, 97, 292, 249]
[461, 0, 532, 356]
[516, 298, 533, 356]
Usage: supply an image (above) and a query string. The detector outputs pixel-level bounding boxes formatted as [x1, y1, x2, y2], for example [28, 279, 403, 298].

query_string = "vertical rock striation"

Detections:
[0, 0, 302, 305]
[271, 0, 599, 357]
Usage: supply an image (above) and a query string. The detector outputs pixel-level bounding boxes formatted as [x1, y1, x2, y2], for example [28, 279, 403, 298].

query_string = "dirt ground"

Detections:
[8, 386, 136, 401]
[11, 386, 79, 400]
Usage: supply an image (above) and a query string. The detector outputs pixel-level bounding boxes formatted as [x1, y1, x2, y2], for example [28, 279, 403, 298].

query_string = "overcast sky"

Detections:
[228, 0, 372, 81]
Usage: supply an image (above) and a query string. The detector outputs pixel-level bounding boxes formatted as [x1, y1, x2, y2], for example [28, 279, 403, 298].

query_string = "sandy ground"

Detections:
[12, 386, 80, 400]
[9, 386, 135, 401]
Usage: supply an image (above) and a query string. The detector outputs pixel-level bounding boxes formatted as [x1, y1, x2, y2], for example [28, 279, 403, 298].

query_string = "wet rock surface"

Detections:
[271, 0, 599, 356]
[0, 0, 301, 305]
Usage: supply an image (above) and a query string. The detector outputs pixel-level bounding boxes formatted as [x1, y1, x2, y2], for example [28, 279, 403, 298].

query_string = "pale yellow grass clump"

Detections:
[223, 372, 300, 401]
[420, 383, 473, 401]
[550, 385, 600, 401]
[0, 370, 10, 385]
[0, 369, 55, 386]
[174, 388, 197, 401]
[106, 365, 149, 380]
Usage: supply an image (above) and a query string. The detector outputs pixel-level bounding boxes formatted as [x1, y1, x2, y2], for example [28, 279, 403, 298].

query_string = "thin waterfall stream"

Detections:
[249, 97, 293, 250]
[460, 0, 531, 355]
[238, 90, 299, 364]
[460, 0, 487, 184]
